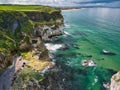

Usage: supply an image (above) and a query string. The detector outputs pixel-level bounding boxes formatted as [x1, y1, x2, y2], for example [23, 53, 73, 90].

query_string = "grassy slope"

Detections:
[0, 5, 58, 13]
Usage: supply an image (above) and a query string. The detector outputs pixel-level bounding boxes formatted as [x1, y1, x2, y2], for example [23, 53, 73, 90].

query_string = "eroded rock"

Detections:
[110, 71, 120, 90]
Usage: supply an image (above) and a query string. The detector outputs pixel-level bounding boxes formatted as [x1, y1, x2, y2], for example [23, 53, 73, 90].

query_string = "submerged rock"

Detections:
[102, 50, 116, 55]
[81, 60, 96, 67]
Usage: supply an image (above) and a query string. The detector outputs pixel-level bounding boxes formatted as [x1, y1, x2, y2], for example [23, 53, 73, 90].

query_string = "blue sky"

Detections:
[0, 0, 120, 8]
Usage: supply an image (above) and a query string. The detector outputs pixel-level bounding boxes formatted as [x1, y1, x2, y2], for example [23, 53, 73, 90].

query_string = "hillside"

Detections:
[0, 5, 63, 73]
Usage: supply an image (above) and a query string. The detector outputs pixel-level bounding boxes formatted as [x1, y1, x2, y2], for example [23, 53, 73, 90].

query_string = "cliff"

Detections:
[110, 71, 120, 90]
[0, 5, 63, 73]
[0, 5, 64, 90]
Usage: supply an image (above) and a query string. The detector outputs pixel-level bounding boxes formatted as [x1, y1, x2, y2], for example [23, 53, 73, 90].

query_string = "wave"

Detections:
[64, 31, 72, 36]
[45, 43, 63, 52]
[64, 24, 71, 28]
[92, 76, 98, 86]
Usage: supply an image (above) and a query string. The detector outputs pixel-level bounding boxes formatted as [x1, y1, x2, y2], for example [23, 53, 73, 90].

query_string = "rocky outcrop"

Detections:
[34, 24, 64, 41]
[0, 5, 64, 90]
[0, 7, 63, 72]
[0, 53, 12, 72]
[12, 66, 72, 90]
[110, 71, 120, 90]
[25, 10, 63, 22]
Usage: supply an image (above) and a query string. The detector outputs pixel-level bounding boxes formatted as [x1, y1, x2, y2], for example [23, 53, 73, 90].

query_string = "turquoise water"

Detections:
[54, 8, 120, 90]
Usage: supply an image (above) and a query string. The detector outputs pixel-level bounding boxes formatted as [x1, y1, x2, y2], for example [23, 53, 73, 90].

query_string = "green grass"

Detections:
[0, 5, 58, 13]
[0, 30, 15, 43]
[0, 28, 17, 53]
[20, 67, 44, 82]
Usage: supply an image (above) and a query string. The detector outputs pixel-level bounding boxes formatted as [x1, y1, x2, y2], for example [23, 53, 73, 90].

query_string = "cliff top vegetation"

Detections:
[0, 5, 58, 13]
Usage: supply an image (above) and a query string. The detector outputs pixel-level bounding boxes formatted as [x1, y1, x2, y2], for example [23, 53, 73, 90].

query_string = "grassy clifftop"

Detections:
[0, 5, 58, 13]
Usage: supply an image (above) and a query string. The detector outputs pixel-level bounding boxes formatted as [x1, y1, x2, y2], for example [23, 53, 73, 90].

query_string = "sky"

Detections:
[0, 0, 120, 8]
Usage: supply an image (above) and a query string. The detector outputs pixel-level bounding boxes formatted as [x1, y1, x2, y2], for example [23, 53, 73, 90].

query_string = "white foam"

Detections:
[45, 43, 63, 52]
[92, 76, 98, 86]
[64, 31, 71, 36]
[94, 76, 98, 83]
[64, 24, 71, 28]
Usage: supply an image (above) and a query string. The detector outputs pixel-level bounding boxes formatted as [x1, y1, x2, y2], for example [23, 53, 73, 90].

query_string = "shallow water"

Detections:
[53, 8, 120, 90]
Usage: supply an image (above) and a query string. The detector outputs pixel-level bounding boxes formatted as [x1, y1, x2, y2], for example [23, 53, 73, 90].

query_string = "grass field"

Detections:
[0, 5, 58, 13]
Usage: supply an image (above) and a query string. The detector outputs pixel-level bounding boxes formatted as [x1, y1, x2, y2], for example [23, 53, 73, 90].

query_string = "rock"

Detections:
[0, 53, 12, 72]
[51, 37, 61, 42]
[0, 52, 5, 61]
[86, 55, 92, 58]
[39, 49, 49, 60]
[71, 44, 80, 49]
[19, 42, 31, 52]
[102, 50, 116, 55]
[34, 25, 64, 41]
[81, 60, 96, 67]
[110, 71, 120, 90]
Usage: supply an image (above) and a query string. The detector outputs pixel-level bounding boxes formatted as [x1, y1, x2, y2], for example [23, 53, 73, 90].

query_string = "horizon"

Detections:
[0, 0, 120, 8]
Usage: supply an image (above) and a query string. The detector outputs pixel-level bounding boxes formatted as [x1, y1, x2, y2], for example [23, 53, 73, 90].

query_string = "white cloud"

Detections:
[0, 0, 119, 8]
[0, 0, 82, 5]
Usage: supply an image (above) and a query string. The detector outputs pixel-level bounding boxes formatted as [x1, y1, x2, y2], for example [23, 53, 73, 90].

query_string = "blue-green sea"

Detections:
[53, 8, 120, 90]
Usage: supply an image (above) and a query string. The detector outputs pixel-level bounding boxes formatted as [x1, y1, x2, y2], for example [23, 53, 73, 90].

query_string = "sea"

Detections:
[47, 8, 120, 90]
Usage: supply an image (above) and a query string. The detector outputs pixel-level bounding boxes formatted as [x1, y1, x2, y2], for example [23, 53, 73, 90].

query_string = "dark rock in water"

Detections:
[72, 31, 87, 36]
[86, 55, 92, 58]
[107, 69, 117, 74]
[72, 44, 80, 49]
[51, 37, 60, 42]
[55, 54, 63, 58]
[101, 58, 105, 60]
[102, 50, 116, 55]
[97, 58, 105, 60]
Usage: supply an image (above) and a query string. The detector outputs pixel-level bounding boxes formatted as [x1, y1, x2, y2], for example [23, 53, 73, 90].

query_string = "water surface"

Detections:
[54, 8, 120, 90]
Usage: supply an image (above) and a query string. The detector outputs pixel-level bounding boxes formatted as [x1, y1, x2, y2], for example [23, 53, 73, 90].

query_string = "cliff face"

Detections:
[25, 10, 63, 22]
[0, 52, 12, 72]
[0, 5, 64, 90]
[0, 7, 63, 72]
[34, 24, 64, 41]
[110, 71, 120, 90]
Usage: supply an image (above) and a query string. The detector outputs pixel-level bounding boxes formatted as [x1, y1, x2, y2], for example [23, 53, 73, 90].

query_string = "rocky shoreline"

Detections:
[0, 5, 65, 90]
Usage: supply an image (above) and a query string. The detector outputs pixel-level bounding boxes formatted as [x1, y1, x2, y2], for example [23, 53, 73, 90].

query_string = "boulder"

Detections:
[110, 71, 120, 90]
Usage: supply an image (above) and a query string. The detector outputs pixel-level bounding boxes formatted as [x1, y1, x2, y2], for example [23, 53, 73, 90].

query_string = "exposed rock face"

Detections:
[34, 24, 64, 41]
[12, 66, 72, 90]
[25, 11, 63, 22]
[110, 71, 120, 90]
[38, 66, 72, 90]
[0, 53, 12, 72]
